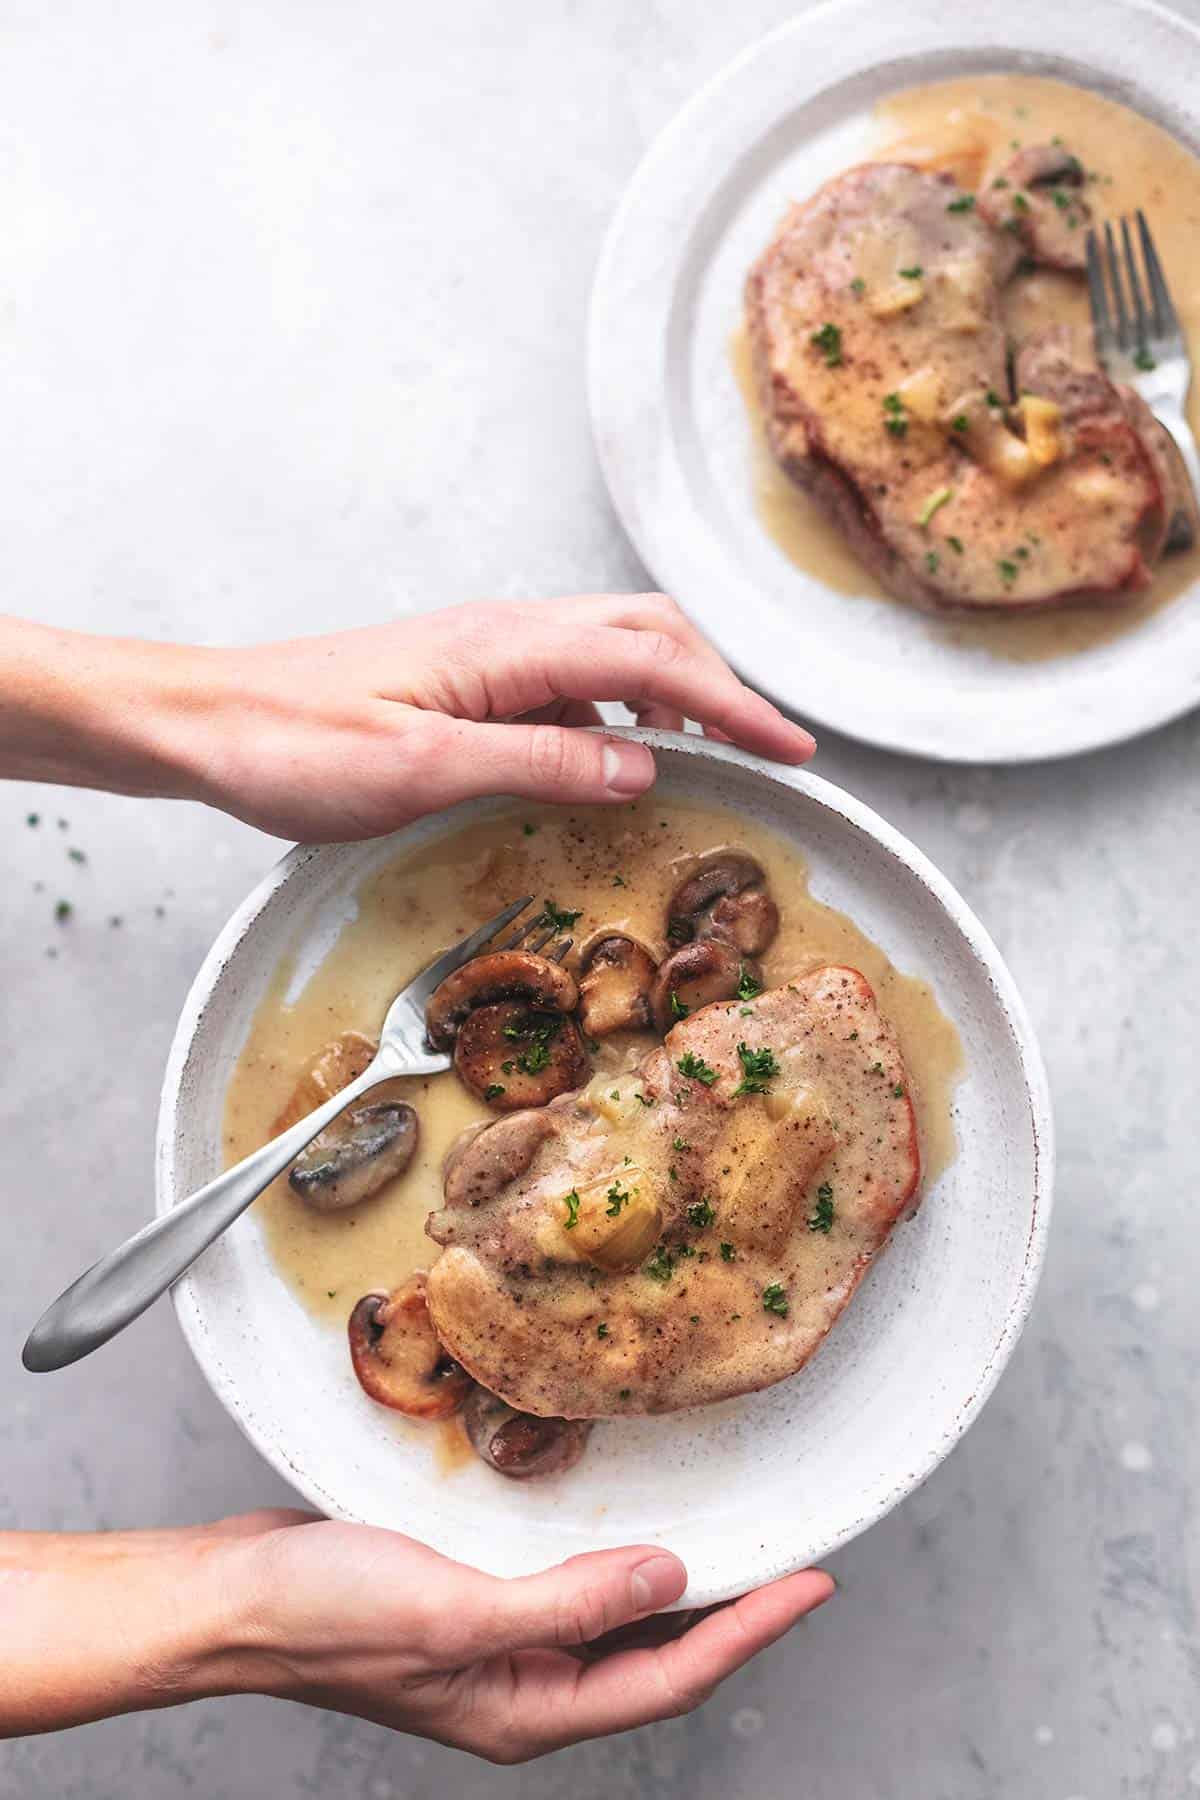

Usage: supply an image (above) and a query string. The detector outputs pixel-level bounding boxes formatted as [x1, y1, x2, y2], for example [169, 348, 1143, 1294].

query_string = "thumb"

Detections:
[431, 720, 656, 807]
[466, 1546, 689, 1655]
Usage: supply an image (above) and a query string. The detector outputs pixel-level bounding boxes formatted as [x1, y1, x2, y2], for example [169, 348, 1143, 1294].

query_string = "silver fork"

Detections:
[23, 893, 571, 1373]
[1086, 210, 1200, 506]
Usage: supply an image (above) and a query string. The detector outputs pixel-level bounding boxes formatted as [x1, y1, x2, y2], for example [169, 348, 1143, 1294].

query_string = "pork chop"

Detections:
[746, 160, 1170, 611]
[424, 967, 919, 1417]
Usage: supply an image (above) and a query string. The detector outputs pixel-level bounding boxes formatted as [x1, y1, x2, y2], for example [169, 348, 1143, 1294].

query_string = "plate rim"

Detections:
[587, 0, 1200, 764]
[156, 729, 1055, 1604]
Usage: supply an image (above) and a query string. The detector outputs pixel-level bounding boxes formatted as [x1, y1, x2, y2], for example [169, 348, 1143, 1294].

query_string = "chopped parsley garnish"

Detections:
[536, 898, 582, 933]
[634, 1092, 654, 1107]
[762, 1282, 789, 1317]
[677, 1051, 718, 1086]
[596, 1322, 610, 1339]
[898, 265, 923, 279]
[950, 414, 969, 434]
[605, 1181, 631, 1218]
[672, 1135, 689, 1153]
[871, 1062, 884, 1075]
[1134, 347, 1157, 371]
[719, 1241, 736, 1262]
[946, 193, 975, 213]
[612, 873, 626, 887]
[985, 388, 1002, 408]
[810, 321, 843, 367]
[733, 1041, 780, 1096]
[992, 177, 1009, 189]
[998, 558, 1019, 587]
[882, 391, 908, 439]
[518, 1040, 551, 1075]
[54, 899, 72, 922]
[1011, 192, 1030, 213]
[644, 1246, 676, 1283]
[610, 1088, 620, 1101]
[925, 551, 939, 574]
[808, 1183, 835, 1233]
[501, 1059, 515, 1074]
[736, 963, 762, 1000]
[850, 277, 866, 296]
[523, 822, 537, 836]
[1051, 189, 1071, 211]
[26, 812, 39, 827]
[483, 1082, 506, 1101]
[618, 1387, 631, 1400]
[669, 989, 689, 1019]
[947, 535, 964, 555]
[917, 487, 953, 528]
[893, 1083, 905, 1099]
[562, 1189, 581, 1229]
[687, 1198, 716, 1229]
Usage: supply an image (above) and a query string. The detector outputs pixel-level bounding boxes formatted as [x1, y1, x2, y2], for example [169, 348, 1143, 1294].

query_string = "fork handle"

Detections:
[22, 1063, 389, 1373]
[1155, 401, 1200, 512]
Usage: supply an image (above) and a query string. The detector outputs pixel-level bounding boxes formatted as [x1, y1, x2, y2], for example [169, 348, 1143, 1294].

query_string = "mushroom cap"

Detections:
[462, 1386, 592, 1479]
[347, 1274, 473, 1419]
[667, 852, 768, 939]
[454, 1001, 589, 1110]
[577, 934, 658, 1038]
[440, 1108, 558, 1212]
[426, 950, 578, 1050]
[649, 938, 759, 1034]
[705, 887, 780, 958]
[289, 1099, 419, 1212]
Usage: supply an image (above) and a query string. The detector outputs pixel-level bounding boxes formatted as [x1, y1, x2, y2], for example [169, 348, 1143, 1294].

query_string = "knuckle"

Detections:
[526, 726, 576, 790]
[554, 1576, 614, 1648]
[642, 628, 687, 670]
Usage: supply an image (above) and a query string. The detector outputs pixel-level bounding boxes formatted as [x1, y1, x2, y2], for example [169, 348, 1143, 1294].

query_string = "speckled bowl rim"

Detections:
[156, 731, 1054, 1603]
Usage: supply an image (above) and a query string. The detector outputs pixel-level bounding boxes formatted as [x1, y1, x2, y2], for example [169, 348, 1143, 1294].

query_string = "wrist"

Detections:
[0, 616, 222, 802]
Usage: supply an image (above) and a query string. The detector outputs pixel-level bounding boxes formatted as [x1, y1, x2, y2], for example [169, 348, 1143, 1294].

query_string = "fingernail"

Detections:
[602, 739, 655, 796]
[630, 1553, 686, 1612]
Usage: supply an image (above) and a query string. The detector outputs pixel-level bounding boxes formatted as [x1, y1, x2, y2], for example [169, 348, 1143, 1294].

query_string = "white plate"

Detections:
[157, 732, 1052, 1607]
[588, 0, 1200, 763]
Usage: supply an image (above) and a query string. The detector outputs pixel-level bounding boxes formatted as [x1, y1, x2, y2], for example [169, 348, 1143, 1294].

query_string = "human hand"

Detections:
[214, 1509, 834, 1762]
[162, 593, 815, 840]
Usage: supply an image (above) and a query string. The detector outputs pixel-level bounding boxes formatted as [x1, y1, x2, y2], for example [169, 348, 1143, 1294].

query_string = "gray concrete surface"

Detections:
[0, 4, 1197, 1795]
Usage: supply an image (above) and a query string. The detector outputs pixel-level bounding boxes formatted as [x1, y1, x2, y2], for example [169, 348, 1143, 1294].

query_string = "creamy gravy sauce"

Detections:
[735, 73, 1200, 661]
[224, 800, 963, 1337]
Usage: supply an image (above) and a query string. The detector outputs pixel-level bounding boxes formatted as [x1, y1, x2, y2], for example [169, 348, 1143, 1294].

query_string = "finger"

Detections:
[446, 618, 814, 763]
[419, 718, 657, 807]
[631, 701, 686, 733]
[459, 1545, 688, 1657]
[542, 1569, 834, 1747]
[516, 698, 606, 729]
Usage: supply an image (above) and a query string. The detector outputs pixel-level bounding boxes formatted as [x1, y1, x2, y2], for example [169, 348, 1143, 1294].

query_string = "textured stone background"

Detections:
[1, 4, 1196, 1796]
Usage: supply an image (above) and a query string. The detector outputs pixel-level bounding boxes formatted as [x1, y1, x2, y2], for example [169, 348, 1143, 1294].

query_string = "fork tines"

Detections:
[1086, 208, 1181, 369]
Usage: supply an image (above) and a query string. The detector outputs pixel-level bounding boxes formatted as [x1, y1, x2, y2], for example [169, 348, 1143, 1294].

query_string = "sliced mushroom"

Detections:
[463, 1386, 592, 1479]
[455, 1000, 588, 1110]
[289, 1100, 419, 1211]
[649, 938, 759, 1033]
[978, 141, 1091, 272]
[348, 1274, 472, 1418]
[666, 851, 779, 958]
[426, 951, 578, 1050]
[440, 1108, 558, 1211]
[668, 853, 766, 937]
[273, 1030, 377, 1132]
[577, 934, 658, 1038]
[706, 887, 780, 957]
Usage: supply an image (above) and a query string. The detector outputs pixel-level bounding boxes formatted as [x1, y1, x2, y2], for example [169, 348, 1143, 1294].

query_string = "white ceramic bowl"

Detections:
[157, 732, 1053, 1606]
